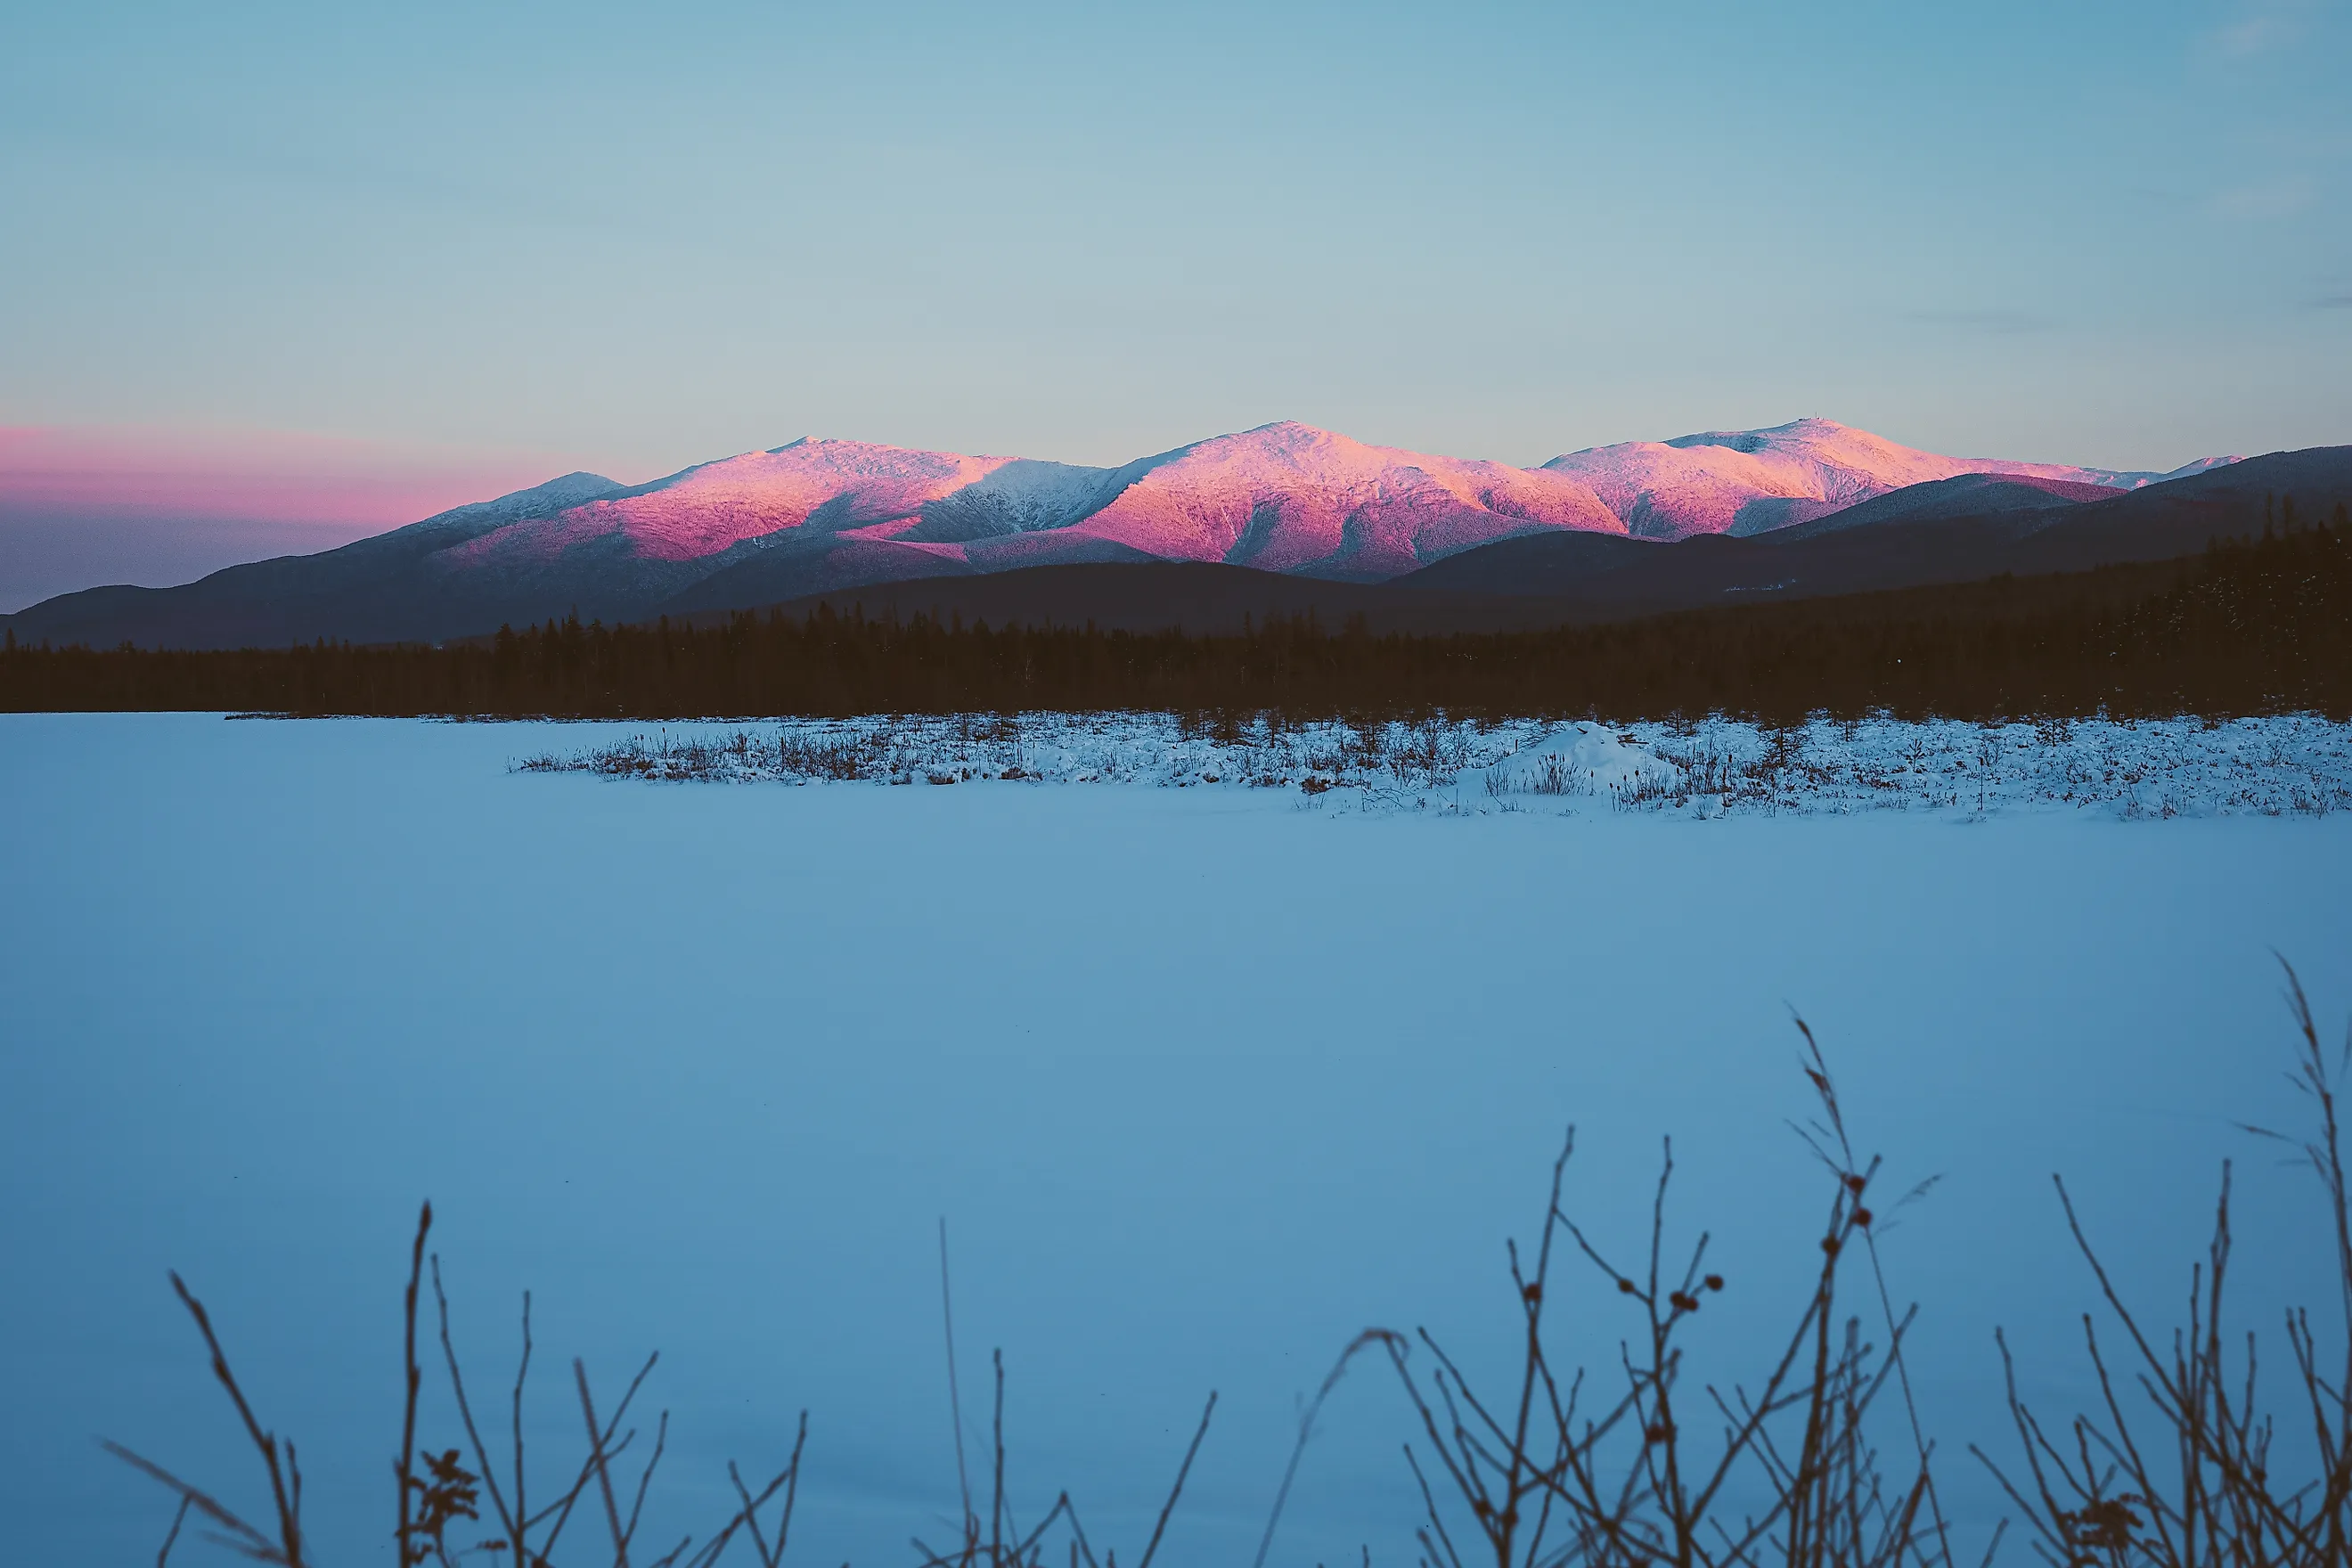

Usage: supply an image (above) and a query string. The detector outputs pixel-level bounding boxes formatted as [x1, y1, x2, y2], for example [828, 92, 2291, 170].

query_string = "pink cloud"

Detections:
[0, 425, 608, 528]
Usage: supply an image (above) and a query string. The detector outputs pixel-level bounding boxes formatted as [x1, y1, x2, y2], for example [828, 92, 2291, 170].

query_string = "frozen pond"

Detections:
[4, 712, 2351, 1565]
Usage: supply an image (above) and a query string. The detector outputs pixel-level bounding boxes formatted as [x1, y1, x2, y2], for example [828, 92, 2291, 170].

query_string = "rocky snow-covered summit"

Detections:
[1539, 417, 2233, 540]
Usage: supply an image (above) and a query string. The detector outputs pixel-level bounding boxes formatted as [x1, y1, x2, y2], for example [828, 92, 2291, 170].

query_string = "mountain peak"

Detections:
[1660, 417, 1852, 455]
[1538, 418, 2220, 539]
[1227, 420, 1348, 449]
[0, 416, 2263, 649]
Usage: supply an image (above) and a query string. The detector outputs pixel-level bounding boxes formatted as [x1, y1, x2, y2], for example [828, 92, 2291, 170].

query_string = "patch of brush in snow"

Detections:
[518, 714, 2352, 820]
[519, 712, 1508, 807]
[1592, 715, 2352, 820]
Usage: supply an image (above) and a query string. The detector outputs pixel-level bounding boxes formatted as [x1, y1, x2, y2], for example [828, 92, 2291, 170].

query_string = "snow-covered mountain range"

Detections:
[1538, 419, 2225, 538]
[0, 418, 2248, 649]
[447, 416, 2232, 596]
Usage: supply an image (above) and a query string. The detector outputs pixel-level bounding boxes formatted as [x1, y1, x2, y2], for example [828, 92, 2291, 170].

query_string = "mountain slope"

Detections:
[1042, 421, 1625, 578]
[657, 423, 1629, 612]
[1768, 472, 2117, 542]
[1539, 418, 2225, 540]
[669, 448, 2351, 640]
[0, 421, 2250, 649]
[0, 472, 628, 650]
[1397, 445, 2352, 617]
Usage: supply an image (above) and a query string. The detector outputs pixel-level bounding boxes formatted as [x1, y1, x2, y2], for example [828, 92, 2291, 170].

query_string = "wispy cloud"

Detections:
[2217, 12, 2292, 55]
[2211, 0, 2317, 58]
[2211, 174, 2316, 219]
[1905, 309, 2057, 336]
[2312, 293, 2352, 309]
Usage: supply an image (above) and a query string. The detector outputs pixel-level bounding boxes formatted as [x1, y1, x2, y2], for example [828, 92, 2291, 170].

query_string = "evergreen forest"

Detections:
[5, 510, 2348, 723]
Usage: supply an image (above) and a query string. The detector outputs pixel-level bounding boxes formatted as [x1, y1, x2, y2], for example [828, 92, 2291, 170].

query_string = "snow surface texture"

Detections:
[5, 713, 2348, 1568]
[408, 418, 2238, 593]
[519, 714, 2352, 821]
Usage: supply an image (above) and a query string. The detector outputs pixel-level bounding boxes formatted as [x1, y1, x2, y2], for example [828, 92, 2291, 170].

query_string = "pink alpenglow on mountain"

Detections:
[436, 422, 1635, 596]
[1539, 418, 2230, 541]
[444, 440, 1021, 568]
[4, 415, 2247, 649]
[434, 418, 2231, 599]
[1060, 422, 1624, 578]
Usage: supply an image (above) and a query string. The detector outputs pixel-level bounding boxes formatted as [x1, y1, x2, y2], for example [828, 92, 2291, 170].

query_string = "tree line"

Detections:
[5, 507, 2348, 723]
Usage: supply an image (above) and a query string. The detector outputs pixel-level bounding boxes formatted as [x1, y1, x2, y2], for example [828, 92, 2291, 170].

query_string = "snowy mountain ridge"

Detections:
[0, 418, 2256, 649]
[1542, 418, 2230, 539]
[429, 416, 2238, 589]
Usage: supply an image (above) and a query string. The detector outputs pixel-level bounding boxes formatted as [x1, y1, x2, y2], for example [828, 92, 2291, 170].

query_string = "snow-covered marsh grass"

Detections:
[515, 712, 1486, 797]
[516, 712, 2352, 821]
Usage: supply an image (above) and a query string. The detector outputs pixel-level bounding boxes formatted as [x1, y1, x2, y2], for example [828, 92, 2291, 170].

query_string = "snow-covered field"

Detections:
[4, 711, 2352, 1567]
[521, 711, 2352, 821]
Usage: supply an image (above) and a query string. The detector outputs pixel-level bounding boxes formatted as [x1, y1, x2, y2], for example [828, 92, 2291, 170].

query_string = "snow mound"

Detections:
[1469, 720, 1669, 796]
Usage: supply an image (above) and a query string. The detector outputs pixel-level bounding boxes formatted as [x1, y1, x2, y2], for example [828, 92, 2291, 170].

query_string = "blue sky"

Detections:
[3, 0, 2348, 481]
